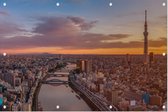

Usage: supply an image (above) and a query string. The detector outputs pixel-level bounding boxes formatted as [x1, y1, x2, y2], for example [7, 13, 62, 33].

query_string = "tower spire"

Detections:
[143, 10, 148, 64]
[145, 10, 147, 22]
[144, 10, 148, 31]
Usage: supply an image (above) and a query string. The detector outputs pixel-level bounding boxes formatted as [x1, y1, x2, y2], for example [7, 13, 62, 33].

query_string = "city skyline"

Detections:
[0, 0, 167, 54]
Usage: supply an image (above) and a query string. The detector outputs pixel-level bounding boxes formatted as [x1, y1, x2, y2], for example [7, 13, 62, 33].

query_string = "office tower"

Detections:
[77, 60, 92, 73]
[77, 60, 85, 72]
[22, 103, 31, 111]
[11, 73, 16, 87]
[143, 10, 148, 64]
[105, 89, 119, 106]
[149, 52, 154, 66]
[126, 54, 131, 66]
[77, 60, 84, 72]
[111, 90, 119, 105]
[3, 72, 16, 87]
[85, 60, 92, 73]
[149, 95, 162, 106]
[76, 60, 80, 68]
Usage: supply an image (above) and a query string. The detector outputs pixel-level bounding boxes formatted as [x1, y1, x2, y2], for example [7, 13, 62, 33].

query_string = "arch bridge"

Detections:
[47, 72, 69, 77]
[42, 79, 68, 84]
[42, 72, 69, 84]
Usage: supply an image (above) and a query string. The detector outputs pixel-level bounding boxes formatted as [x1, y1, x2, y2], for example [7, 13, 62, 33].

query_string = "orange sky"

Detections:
[2, 46, 166, 55]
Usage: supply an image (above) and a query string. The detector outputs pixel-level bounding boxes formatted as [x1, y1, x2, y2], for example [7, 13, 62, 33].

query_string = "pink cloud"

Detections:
[0, 16, 166, 50]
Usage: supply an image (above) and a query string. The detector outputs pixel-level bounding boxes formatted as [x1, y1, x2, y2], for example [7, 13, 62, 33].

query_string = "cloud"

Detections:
[0, 11, 9, 16]
[67, 16, 97, 30]
[79, 33, 131, 43]
[33, 17, 77, 36]
[71, 37, 166, 49]
[0, 33, 131, 49]
[160, 15, 167, 20]
[149, 37, 167, 47]
[33, 16, 96, 36]
[0, 22, 25, 36]
[0, 34, 165, 50]
[0, 16, 166, 50]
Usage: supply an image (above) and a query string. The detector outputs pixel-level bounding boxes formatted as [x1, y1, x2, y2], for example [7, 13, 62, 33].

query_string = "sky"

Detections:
[0, 0, 167, 54]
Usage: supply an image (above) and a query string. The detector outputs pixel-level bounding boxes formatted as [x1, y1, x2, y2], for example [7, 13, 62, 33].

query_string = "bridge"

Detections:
[42, 79, 68, 84]
[47, 72, 69, 77]
[41, 72, 69, 84]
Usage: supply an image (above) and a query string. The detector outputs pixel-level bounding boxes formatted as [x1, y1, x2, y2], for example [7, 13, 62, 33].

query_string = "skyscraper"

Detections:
[85, 60, 92, 73]
[77, 60, 92, 73]
[143, 10, 148, 64]
[149, 52, 154, 67]
[126, 54, 131, 66]
[77, 60, 85, 72]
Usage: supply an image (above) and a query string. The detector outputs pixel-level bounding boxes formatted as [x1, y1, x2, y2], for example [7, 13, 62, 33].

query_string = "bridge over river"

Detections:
[38, 65, 118, 111]
[42, 79, 69, 84]
[47, 72, 69, 77]
[36, 64, 91, 111]
[41, 72, 69, 84]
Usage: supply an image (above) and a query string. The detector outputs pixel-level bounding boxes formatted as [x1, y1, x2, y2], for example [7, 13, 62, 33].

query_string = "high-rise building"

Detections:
[149, 95, 162, 106]
[77, 60, 85, 72]
[3, 71, 16, 87]
[105, 89, 119, 106]
[143, 10, 149, 64]
[149, 52, 154, 66]
[77, 60, 92, 73]
[126, 54, 131, 67]
[22, 103, 31, 111]
[85, 60, 92, 73]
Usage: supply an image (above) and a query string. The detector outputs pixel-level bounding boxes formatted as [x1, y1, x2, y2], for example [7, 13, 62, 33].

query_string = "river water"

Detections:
[38, 76, 91, 111]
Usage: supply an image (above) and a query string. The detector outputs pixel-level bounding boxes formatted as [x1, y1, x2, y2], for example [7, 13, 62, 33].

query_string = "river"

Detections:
[38, 76, 91, 111]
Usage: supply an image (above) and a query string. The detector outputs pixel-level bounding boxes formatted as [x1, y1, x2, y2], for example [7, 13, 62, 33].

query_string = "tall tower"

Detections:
[143, 10, 148, 64]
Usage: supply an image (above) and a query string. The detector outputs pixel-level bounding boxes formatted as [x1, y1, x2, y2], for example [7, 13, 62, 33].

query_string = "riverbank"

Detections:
[68, 74, 117, 111]
[69, 80, 96, 111]
[68, 74, 104, 111]
[32, 73, 49, 111]
[32, 81, 42, 110]
[32, 71, 92, 111]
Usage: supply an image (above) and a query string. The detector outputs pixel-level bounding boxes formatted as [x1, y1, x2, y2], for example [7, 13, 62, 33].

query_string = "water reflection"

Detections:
[38, 77, 91, 111]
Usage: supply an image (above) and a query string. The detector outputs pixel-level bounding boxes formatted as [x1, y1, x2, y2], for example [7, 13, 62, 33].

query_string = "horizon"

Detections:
[0, 0, 167, 54]
[2, 52, 165, 56]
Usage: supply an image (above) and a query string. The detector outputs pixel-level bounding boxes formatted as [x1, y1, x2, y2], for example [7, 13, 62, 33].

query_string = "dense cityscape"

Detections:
[0, 53, 167, 111]
[0, 0, 167, 111]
